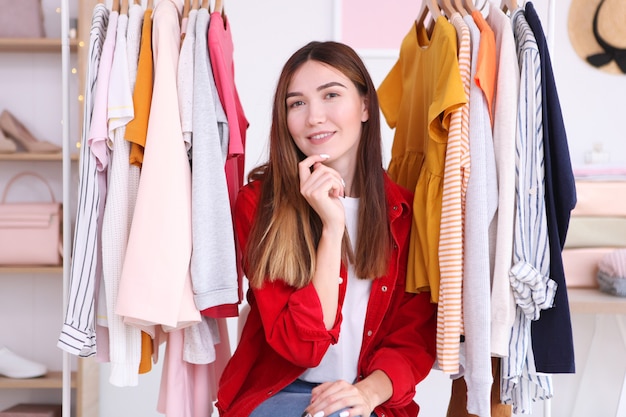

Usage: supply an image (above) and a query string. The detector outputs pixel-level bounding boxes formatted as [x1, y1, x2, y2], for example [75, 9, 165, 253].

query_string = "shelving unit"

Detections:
[0, 1, 99, 416]
[0, 372, 75, 390]
[0, 38, 78, 53]
[569, 288, 626, 315]
[0, 153, 78, 161]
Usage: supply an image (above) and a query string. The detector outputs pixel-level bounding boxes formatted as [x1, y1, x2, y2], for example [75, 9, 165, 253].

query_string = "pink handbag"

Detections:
[0, 172, 61, 266]
[0, 0, 45, 38]
[0, 0, 46, 38]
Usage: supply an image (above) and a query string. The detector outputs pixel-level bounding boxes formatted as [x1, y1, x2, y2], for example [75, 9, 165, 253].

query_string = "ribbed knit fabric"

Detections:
[461, 13, 498, 417]
[485, 2, 519, 358]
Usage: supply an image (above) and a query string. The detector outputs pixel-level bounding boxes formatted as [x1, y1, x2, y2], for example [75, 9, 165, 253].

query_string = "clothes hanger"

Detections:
[120, 0, 129, 15]
[111, 0, 120, 12]
[500, 0, 518, 13]
[453, 0, 469, 16]
[214, 0, 223, 14]
[134, 0, 140, 4]
[192, 0, 199, 10]
[183, 0, 190, 18]
[439, 0, 456, 17]
[416, 0, 441, 32]
[463, 0, 477, 13]
[201, 0, 210, 9]
[147, 0, 153, 9]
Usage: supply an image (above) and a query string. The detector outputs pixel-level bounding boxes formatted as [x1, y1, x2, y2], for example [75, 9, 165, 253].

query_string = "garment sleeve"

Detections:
[233, 183, 341, 368]
[362, 183, 437, 407]
[377, 60, 402, 129]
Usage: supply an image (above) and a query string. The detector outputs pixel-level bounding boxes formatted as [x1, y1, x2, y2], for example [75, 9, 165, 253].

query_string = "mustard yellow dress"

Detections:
[378, 15, 467, 302]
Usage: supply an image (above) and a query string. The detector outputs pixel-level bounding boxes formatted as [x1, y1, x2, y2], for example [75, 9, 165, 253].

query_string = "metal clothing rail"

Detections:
[60, 1, 72, 417]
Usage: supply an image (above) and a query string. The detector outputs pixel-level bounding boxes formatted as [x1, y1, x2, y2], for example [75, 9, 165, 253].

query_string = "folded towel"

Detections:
[597, 249, 626, 297]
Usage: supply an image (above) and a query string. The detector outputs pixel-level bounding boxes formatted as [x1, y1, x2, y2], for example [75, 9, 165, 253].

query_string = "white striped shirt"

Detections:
[501, 9, 555, 413]
[57, 4, 109, 357]
[437, 12, 470, 375]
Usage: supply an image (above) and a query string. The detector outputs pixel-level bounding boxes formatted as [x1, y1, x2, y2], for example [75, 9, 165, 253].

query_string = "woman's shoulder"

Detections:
[383, 171, 414, 207]
[235, 179, 264, 214]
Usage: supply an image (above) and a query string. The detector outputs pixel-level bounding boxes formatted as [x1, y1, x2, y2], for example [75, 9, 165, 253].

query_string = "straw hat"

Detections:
[568, 0, 626, 75]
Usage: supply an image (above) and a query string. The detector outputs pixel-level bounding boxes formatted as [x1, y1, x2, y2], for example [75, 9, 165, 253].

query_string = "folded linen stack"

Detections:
[597, 249, 626, 296]
[563, 175, 626, 288]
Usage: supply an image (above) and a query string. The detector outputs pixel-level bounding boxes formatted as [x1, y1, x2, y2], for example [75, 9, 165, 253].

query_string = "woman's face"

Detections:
[285, 60, 369, 174]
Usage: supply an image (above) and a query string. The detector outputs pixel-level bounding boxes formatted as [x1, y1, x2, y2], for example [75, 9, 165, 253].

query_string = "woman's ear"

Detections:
[361, 97, 370, 122]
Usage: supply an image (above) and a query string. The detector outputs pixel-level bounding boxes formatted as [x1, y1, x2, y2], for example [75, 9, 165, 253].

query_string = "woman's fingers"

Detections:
[306, 380, 373, 417]
[298, 154, 345, 199]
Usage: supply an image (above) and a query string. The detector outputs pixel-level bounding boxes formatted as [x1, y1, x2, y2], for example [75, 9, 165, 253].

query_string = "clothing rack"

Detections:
[54, 1, 558, 416]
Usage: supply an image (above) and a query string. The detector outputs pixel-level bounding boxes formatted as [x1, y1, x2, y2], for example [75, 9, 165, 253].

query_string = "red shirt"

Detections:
[216, 172, 436, 417]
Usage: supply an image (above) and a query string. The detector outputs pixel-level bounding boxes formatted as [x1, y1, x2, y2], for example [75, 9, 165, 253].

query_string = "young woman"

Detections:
[216, 41, 437, 417]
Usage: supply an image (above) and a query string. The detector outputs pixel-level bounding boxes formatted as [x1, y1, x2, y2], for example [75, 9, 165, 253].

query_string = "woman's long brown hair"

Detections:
[246, 41, 391, 289]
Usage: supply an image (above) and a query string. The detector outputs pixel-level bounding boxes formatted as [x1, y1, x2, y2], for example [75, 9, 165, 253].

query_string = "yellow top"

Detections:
[378, 16, 466, 302]
[125, 8, 153, 168]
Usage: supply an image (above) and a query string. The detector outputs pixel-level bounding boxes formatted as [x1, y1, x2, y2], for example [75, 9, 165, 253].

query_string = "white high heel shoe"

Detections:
[0, 346, 47, 379]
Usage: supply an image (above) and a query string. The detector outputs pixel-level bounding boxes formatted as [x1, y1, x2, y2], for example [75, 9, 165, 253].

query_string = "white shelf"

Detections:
[568, 288, 626, 315]
[0, 371, 75, 389]
[0, 38, 78, 53]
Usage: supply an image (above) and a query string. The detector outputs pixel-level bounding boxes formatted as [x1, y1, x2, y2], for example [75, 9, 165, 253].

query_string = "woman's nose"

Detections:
[306, 100, 326, 125]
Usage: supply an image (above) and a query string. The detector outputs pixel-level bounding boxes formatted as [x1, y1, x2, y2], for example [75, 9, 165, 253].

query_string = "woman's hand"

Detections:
[304, 380, 373, 417]
[303, 371, 392, 417]
[298, 154, 346, 233]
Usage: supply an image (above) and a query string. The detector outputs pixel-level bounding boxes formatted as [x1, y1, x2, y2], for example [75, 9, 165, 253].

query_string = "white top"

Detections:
[300, 197, 371, 383]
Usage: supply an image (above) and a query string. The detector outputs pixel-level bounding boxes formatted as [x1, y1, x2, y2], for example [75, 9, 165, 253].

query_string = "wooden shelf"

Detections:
[0, 38, 78, 53]
[0, 266, 62, 274]
[0, 153, 78, 161]
[568, 288, 626, 315]
[0, 371, 75, 389]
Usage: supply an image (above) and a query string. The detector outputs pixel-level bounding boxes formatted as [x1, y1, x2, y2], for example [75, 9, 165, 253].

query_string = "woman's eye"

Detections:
[288, 100, 305, 108]
[326, 92, 340, 99]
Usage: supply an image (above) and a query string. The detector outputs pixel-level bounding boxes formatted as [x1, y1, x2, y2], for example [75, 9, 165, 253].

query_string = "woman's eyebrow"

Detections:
[286, 81, 348, 99]
[317, 81, 347, 91]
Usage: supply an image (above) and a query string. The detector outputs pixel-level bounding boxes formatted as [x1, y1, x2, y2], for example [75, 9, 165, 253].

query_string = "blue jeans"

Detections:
[249, 379, 377, 417]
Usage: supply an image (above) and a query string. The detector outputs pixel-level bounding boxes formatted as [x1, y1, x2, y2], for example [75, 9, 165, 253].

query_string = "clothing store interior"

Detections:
[0, 0, 625, 416]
